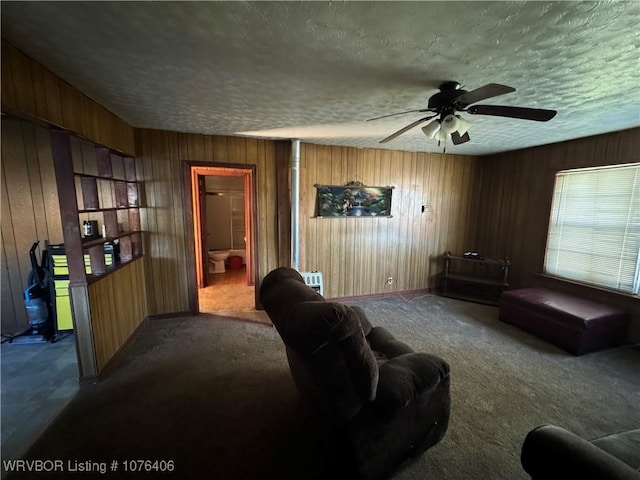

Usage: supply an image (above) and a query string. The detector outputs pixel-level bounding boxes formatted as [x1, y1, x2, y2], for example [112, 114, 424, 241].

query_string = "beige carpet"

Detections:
[7, 294, 639, 480]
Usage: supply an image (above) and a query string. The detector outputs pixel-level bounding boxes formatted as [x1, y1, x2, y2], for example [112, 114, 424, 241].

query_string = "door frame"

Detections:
[183, 161, 259, 314]
[197, 174, 208, 288]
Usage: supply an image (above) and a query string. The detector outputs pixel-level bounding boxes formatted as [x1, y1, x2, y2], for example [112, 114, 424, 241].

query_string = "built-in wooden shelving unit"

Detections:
[74, 146, 143, 278]
[50, 129, 147, 380]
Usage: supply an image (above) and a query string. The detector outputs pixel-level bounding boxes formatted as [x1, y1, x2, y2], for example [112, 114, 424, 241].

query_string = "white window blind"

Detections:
[544, 163, 640, 295]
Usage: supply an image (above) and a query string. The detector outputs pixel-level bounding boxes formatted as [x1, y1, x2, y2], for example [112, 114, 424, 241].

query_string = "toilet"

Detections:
[208, 250, 229, 273]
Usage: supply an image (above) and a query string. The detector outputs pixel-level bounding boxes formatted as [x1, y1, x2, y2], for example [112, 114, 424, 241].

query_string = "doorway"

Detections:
[185, 163, 259, 317]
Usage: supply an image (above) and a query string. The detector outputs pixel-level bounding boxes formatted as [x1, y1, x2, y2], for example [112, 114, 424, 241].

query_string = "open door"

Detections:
[198, 175, 208, 288]
[186, 162, 259, 313]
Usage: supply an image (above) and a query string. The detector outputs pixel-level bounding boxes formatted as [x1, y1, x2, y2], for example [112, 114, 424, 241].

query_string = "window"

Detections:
[544, 163, 640, 295]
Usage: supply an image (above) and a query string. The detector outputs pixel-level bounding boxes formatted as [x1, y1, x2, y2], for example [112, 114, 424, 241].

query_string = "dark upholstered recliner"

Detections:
[521, 425, 640, 480]
[259, 267, 451, 480]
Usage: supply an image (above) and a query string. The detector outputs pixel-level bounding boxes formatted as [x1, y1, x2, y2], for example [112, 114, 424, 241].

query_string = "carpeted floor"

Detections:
[4, 294, 639, 479]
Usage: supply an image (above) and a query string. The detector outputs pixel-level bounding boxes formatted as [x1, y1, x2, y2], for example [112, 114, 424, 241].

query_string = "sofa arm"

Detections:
[366, 326, 415, 358]
[373, 352, 450, 411]
[521, 425, 640, 480]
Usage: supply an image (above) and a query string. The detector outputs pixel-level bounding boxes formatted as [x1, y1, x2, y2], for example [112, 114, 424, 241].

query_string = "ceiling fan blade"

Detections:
[379, 115, 437, 143]
[451, 131, 471, 145]
[467, 104, 557, 121]
[455, 84, 515, 107]
[367, 108, 432, 121]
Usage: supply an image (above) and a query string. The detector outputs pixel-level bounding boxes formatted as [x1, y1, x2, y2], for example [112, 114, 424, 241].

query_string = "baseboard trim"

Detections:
[146, 311, 193, 320]
[328, 288, 435, 303]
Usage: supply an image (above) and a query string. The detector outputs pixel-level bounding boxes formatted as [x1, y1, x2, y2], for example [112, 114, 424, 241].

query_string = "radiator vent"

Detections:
[300, 271, 323, 296]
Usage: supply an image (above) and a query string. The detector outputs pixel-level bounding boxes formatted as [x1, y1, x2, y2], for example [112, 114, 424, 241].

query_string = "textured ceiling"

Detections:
[1, 1, 639, 155]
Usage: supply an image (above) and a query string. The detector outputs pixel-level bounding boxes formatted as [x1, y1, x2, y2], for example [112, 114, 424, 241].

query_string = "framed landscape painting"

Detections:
[315, 184, 394, 217]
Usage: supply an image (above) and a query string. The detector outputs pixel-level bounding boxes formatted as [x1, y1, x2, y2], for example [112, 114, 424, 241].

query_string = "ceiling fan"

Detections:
[368, 81, 557, 145]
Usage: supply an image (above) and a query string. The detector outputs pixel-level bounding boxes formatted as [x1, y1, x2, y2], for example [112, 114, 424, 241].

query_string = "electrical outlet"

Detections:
[387, 277, 394, 285]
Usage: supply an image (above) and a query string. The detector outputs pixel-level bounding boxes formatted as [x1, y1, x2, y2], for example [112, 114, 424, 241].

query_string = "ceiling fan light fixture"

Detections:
[455, 115, 472, 136]
[440, 114, 460, 134]
[421, 120, 441, 139]
[373, 81, 557, 146]
[435, 129, 448, 142]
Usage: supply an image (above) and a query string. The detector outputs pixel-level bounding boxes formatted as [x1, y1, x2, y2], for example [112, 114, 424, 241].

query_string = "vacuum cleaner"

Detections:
[8, 241, 55, 344]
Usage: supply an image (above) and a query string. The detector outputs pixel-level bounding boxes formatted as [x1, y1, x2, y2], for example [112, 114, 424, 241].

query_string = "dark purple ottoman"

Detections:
[499, 288, 629, 355]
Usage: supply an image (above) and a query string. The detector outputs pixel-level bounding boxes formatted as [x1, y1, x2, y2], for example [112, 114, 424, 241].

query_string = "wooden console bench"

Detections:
[499, 288, 629, 355]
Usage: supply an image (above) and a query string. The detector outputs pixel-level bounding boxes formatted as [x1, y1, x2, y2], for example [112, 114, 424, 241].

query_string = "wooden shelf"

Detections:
[444, 273, 508, 288]
[78, 206, 132, 214]
[74, 172, 137, 183]
[81, 236, 116, 248]
[441, 251, 510, 305]
[442, 292, 503, 307]
[86, 253, 144, 285]
[445, 254, 506, 266]
[57, 133, 144, 283]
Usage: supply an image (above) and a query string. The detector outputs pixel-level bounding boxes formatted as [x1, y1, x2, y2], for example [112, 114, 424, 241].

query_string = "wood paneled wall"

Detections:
[1, 118, 63, 332]
[4, 39, 636, 338]
[134, 129, 285, 315]
[133, 134, 481, 312]
[475, 128, 640, 340]
[301, 144, 481, 298]
[87, 257, 148, 371]
[1, 40, 134, 155]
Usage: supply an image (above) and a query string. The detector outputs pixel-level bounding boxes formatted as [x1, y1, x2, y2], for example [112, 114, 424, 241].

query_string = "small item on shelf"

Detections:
[103, 241, 121, 264]
[463, 251, 484, 260]
[101, 224, 106, 239]
[82, 220, 99, 239]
